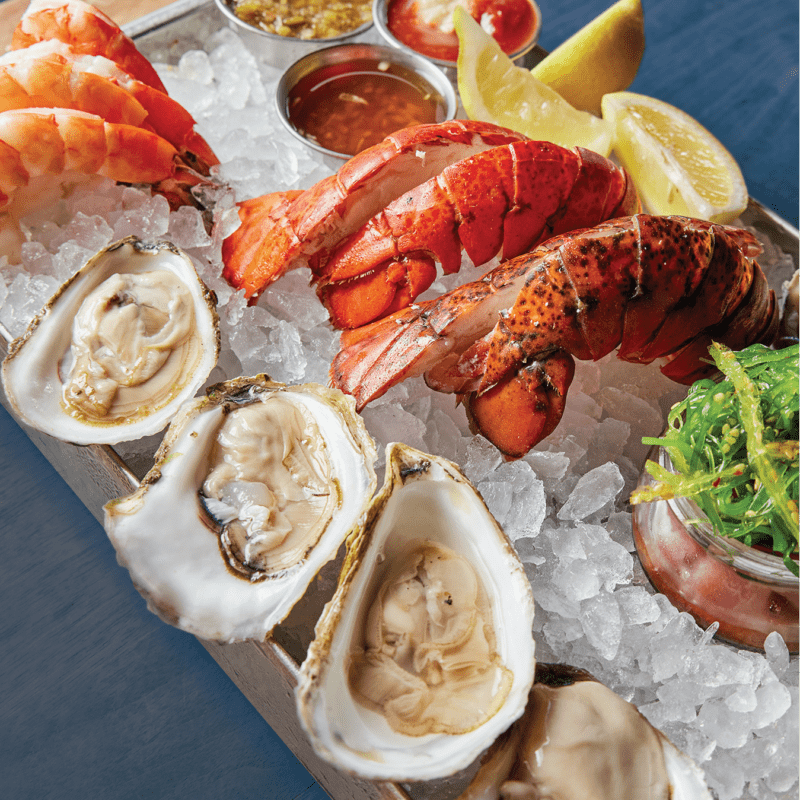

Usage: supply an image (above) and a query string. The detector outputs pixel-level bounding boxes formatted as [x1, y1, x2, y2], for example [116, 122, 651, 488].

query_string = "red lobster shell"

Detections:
[221, 121, 638, 328]
[330, 215, 779, 459]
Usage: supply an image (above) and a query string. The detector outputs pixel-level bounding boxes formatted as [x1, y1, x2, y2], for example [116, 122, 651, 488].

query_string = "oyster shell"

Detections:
[296, 443, 536, 783]
[2, 236, 219, 445]
[103, 376, 377, 643]
[457, 663, 713, 800]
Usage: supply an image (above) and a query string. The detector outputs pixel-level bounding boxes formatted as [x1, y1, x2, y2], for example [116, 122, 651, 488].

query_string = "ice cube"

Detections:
[524, 448, 570, 483]
[580, 590, 622, 661]
[647, 612, 704, 682]
[681, 725, 717, 765]
[263, 320, 307, 383]
[361, 404, 427, 452]
[542, 615, 584, 648]
[504, 476, 546, 539]
[726, 685, 758, 713]
[557, 461, 625, 521]
[702, 748, 746, 800]
[763, 631, 791, 678]
[655, 678, 701, 723]
[264, 277, 329, 331]
[51, 241, 95, 282]
[463, 436, 502, 483]
[426, 408, 464, 463]
[587, 417, 630, 467]
[545, 522, 586, 560]
[111, 193, 170, 240]
[20, 241, 55, 276]
[605, 510, 635, 550]
[579, 523, 634, 590]
[167, 206, 212, 250]
[177, 49, 215, 85]
[513, 536, 541, 564]
[750, 681, 792, 729]
[615, 585, 662, 625]
[684, 645, 756, 688]
[477, 479, 514, 525]
[0, 272, 58, 337]
[555, 559, 600, 601]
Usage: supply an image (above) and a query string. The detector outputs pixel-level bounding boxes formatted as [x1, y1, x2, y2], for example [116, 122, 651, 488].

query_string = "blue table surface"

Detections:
[1, 1, 797, 799]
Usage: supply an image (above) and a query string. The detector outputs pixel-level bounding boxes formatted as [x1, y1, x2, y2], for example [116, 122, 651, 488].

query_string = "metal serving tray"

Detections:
[0, 2, 797, 799]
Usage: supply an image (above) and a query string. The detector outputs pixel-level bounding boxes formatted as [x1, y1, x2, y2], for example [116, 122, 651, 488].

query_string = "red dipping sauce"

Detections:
[387, 0, 538, 63]
[632, 446, 799, 654]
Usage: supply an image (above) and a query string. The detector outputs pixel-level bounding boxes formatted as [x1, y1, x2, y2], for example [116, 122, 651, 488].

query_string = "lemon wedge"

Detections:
[455, 7, 613, 156]
[531, 0, 645, 116]
[601, 91, 748, 223]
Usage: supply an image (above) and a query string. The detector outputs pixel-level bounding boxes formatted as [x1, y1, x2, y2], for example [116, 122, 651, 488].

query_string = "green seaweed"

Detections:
[630, 343, 799, 576]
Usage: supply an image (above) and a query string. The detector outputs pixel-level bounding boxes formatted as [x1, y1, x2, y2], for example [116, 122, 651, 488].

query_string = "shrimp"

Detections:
[0, 41, 218, 174]
[0, 104, 208, 259]
[11, 0, 167, 93]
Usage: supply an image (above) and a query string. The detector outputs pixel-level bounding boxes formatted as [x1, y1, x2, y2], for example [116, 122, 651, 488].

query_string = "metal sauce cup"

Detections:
[214, 0, 376, 69]
[372, 0, 542, 79]
[275, 42, 457, 162]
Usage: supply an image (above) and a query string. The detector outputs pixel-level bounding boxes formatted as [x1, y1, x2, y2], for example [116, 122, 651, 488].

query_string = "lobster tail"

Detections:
[330, 214, 779, 458]
[224, 121, 529, 301]
[317, 140, 638, 329]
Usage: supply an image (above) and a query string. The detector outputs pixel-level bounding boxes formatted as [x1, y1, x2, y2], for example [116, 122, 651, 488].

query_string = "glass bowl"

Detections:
[372, 0, 542, 77]
[214, 0, 375, 69]
[632, 445, 798, 653]
[275, 42, 457, 160]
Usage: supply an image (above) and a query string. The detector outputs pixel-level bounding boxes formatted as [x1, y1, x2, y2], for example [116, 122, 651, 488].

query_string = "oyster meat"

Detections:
[457, 663, 713, 800]
[297, 443, 536, 782]
[2, 236, 219, 445]
[103, 376, 377, 643]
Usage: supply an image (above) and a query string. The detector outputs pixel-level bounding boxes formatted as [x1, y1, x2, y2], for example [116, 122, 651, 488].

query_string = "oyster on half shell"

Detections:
[457, 663, 713, 800]
[103, 376, 377, 643]
[296, 443, 536, 783]
[2, 236, 219, 445]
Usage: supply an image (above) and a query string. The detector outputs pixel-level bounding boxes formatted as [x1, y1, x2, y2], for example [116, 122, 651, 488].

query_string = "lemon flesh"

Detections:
[455, 7, 613, 156]
[602, 91, 748, 224]
[532, 0, 645, 116]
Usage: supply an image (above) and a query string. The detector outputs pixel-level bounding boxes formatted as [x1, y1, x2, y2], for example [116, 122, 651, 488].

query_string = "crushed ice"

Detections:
[0, 26, 796, 800]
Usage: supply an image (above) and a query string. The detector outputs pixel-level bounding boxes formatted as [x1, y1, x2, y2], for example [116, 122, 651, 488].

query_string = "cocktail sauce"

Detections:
[387, 0, 538, 62]
[286, 57, 448, 156]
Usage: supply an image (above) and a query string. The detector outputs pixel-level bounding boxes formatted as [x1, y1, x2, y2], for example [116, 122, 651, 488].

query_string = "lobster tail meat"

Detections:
[330, 214, 779, 458]
[222, 120, 529, 299]
[221, 191, 303, 292]
[332, 255, 534, 409]
[465, 352, 576, 460]
[317, 141, 638, 329]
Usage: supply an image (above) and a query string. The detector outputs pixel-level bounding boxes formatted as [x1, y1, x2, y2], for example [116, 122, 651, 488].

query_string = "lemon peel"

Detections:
[601, 91, 748, 224]
[455, 7, 613, 156]
[531, 0, 645, 116]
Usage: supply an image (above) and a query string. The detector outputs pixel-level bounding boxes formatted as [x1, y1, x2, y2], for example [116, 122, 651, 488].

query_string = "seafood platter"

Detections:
[0, 1, 797, 799]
